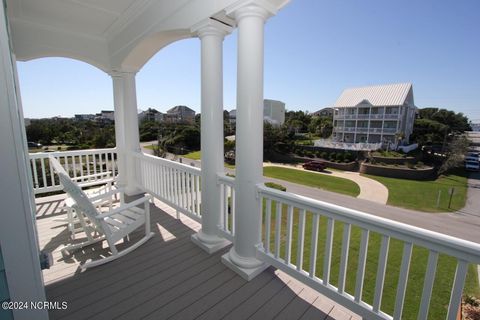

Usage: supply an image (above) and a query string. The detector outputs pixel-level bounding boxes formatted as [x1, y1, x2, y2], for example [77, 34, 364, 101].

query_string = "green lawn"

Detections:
[183, 150, 201, 160]
[263, 166, 360, 197]
[363, 170, 468, 212]
[262, 204, 480, 319]
[144, 144, 156, 150]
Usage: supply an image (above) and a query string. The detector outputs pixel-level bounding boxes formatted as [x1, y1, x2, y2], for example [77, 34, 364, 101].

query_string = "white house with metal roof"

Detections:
[332, 83, 417, 145]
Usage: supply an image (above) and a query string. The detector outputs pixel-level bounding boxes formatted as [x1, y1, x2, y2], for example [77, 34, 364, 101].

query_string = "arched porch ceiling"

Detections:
[6, 0, 289, 73]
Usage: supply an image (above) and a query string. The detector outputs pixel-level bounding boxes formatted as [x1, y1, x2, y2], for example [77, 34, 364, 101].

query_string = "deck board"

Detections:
[35, 195, 360, 320]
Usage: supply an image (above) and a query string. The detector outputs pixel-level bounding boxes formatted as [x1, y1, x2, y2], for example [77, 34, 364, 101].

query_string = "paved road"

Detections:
[137, 147, 480, 243]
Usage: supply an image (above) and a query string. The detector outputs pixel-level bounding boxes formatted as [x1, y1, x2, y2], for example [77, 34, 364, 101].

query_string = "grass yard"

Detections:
[182, 150, 236, 168]
[183, 150, 201, 160]
[261, 203, 480, 319]
[144, 144, 157, 150]
[263, 166, 360, 197]
[363, 169, 468, 212]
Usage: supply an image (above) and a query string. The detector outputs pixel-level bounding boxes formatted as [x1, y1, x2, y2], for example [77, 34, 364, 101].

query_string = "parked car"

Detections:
[302, 160, 326, 171]
[465, 160, 480, 171]
[27, 141, 42, 148]
[465, 152, 479, 162]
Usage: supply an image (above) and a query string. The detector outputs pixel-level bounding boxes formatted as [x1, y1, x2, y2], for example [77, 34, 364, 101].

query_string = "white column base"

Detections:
[221, 248, 268, 281]
[191, 231, 231, 254]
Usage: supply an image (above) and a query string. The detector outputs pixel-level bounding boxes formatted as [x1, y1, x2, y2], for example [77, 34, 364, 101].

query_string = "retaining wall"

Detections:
[360, 162, 435, 180]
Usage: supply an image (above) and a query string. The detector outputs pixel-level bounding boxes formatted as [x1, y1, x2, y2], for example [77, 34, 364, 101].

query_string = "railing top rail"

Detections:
[256, 184, 480, 263]
[29, 148, 117, 159]
[134, 152, 201, 175]
[218, 173, 235, 186]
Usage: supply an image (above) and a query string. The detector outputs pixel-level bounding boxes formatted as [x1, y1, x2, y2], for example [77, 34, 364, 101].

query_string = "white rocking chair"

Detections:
[49, 155, 154, 269]
[49, 157, 117, 239]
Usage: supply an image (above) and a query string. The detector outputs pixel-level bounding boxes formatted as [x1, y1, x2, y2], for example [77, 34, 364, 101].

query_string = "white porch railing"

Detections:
[314, 139, 382, 151]
[217, 174, 236, 241]
[256, 184, 480, 320]
[29, 148, 117, 195]
[133, 152, 202, 222]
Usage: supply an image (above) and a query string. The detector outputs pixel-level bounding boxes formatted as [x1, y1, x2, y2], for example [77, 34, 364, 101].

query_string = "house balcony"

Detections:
[384, 114, 400, 119]
[30, 149, 480, 320]
[382, 128, 397, 133]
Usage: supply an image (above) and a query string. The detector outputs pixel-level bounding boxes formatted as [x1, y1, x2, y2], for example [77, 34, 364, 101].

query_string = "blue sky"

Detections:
[17, 0, 480, 122]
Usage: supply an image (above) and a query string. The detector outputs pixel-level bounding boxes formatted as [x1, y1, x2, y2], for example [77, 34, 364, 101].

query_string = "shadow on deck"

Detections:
[35, 195, 360, 320]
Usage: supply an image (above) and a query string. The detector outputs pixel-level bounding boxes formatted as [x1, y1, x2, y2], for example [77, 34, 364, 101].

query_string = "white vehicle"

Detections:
[465, 152, 479, 162]
[465, 160, 480, 171]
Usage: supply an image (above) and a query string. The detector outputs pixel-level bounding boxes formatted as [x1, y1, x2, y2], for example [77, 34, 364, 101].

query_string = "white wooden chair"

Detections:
[49, 155, 154, 269]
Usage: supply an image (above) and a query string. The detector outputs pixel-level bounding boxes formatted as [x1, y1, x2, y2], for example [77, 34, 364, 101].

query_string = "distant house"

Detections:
[138, 108, 162, 122]
[332, 83, 416, 144]
[95, 110, 115, 123]
[313, 107, 333, 118]
[229, 99, 286, 126]
[228, 109, 236, 124]
[263, 99, 285, 126]
[74, 114, 95, 121]
[165, 105, 195, 124]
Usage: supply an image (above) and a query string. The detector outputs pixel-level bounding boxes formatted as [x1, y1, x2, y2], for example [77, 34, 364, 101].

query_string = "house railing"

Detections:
[29, 148, 117, 195]
[133, 152, 202, 222]
[255, 184, 480, 320]
[217, 174, 236, 241]
[384, 114, 399, 119]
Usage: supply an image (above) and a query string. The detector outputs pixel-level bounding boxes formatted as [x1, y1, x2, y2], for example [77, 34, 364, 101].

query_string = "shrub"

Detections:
[57, 146, 62, 151]
[329, 152, 336, 161]
[296, 149, 304, 157]
[265, 182, 287, 192]
[336, 153, 344, 162]
[306, 152, 314, 158]
[344, 152, 354, 162]
[315, 150, 322, 158]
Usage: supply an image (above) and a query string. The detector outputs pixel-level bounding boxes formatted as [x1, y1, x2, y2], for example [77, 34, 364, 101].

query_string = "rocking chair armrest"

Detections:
[96, 194, 153, 219]
[88, 187, 126, 202]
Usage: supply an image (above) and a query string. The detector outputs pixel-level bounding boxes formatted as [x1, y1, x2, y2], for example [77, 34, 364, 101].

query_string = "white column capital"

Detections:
[108, 70, 138, 79]
[226, 0, 277, 21]
[191, 18, 233, 39]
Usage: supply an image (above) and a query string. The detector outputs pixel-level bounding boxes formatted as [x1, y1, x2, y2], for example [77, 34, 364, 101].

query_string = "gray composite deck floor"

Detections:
[35, 194, 360, 320]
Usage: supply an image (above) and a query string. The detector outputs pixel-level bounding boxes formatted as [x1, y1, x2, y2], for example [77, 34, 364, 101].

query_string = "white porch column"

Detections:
[110, 71, 142, 195]
[110, 72, 127, 188]
[191, 20, 232, 253]
[222, 3, 274, 280]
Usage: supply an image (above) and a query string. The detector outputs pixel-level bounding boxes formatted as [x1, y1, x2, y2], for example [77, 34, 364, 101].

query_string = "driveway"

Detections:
[263, 163, 389, 205]
[454, 171, 480, 219]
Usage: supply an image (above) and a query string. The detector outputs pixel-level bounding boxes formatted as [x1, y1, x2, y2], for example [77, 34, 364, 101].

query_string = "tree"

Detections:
[411, 119, 450, 146]
[139, 120, 159, 142]
[418, 108, 471, 132]
[438, 135, 470, 174]
[285, 110, 311, 133]
[308, 116, 333, 138]
[412, 108, 471, 147]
